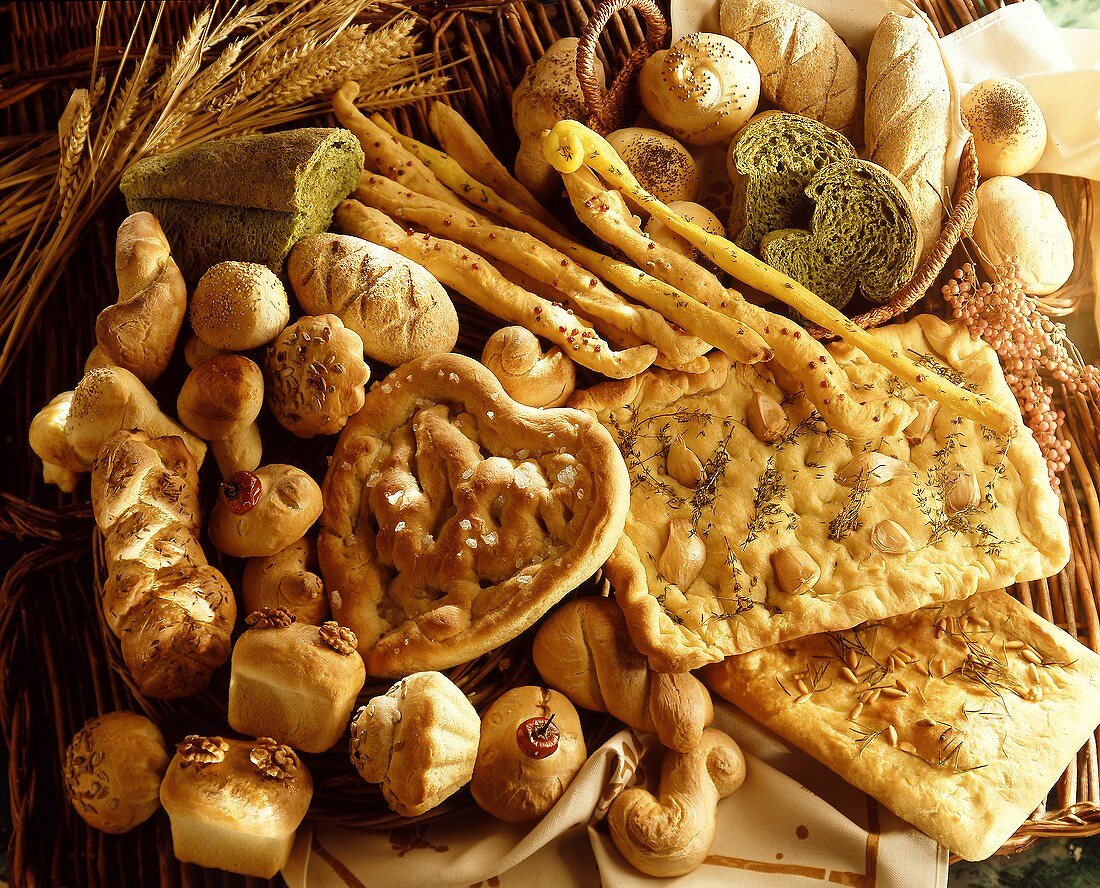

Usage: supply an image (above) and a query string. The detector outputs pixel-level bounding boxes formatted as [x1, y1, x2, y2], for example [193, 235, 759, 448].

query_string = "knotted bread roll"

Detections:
[533, 597, 713, 752]
[480, 327, 576, 408]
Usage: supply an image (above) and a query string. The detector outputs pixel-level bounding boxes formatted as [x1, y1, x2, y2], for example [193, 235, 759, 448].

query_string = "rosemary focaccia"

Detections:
[319, 353, 630, 677]
[704, 590, 1100, 860]
[570, 315, 1068, 673]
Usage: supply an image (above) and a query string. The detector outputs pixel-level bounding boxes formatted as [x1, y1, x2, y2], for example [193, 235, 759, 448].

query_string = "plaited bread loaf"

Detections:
[865, 12, 951, 263]
[88, 212, 187, 383]
[91, 430, 236, 698]
[533, 597, 713, 752]
[720, 0, 862, 139]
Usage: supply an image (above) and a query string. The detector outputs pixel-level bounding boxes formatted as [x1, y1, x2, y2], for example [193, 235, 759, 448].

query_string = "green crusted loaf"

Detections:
[728, 112, 856, 253]
[121, 128, 364, 282]
[760, 159, 920, 310]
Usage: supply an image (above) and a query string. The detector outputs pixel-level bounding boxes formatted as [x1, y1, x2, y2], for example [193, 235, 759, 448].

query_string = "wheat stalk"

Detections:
[0, 0, 451, 382]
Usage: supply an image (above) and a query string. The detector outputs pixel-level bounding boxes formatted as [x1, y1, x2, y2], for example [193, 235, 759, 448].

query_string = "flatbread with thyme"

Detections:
[570, 315, 1068, 673]
[704, 590, 1100, 860]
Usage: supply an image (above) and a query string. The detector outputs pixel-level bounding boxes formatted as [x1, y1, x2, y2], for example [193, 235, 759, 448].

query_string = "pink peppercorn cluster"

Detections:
[942, 260, 1099, 488]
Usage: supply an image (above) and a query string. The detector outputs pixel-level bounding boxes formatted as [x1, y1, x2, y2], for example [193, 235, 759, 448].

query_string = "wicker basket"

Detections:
[0, 0, 1097, 885]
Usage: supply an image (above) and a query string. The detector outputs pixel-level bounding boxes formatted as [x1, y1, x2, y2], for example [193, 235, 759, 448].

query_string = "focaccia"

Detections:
[570, 315, 1068, 672]
[319, 353, 630, 677]
[704, 590, 1100, 860]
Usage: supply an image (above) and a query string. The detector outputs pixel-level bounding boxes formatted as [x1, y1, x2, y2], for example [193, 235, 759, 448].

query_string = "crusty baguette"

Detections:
[865, 12, 951, 263]
[719, 0, 862, 139]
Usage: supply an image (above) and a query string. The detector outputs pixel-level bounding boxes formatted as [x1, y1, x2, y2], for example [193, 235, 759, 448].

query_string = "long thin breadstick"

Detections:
[335, 200, 657, 379]
[542, 120, 1017, 435]
[355, 173, 708, 370]
[369, 115, 773, 366]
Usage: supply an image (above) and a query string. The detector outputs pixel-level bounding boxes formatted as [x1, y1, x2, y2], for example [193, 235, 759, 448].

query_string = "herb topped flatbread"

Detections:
[570, 315, 1069, 673]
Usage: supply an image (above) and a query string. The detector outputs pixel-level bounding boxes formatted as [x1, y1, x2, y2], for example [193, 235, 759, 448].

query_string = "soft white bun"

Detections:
[481, 327, 576, 408]
[962, 78, 1047, 178]
[639, 33, 760, 146]
[191, 261, 291, 351]
[644, 201, 724, 260]
[208, 464, 323, 558]
[973, 177, 1073, 295]
[29, 391, 89, 492]
[606, 128, 699, 206]
[64, 711, 169, 834]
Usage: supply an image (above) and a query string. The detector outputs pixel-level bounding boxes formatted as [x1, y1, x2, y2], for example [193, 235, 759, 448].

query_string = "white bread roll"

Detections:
[606, 127, 700, 207]
[480, 327, 576, 408]
[177, 354, 264, 477]
[190, 261, 290, 351]
[962, 78, 1047, 178]
[241, 536, 328, 625]
[208, 464, 322, 558]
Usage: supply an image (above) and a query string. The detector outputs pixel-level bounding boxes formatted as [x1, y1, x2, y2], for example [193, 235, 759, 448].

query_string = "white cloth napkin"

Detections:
[282, 702, 947, 888]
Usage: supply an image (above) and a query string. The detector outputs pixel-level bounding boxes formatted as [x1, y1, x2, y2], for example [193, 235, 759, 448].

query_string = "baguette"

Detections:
[720, 0, 862, 139]
[865, 12, 951, 263]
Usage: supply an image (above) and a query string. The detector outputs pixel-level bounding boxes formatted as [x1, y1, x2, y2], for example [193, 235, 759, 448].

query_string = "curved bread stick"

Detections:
[335, 201, 657, 379]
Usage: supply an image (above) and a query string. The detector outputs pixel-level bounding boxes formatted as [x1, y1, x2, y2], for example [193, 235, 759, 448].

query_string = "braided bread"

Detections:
[533, 597, 713, 752]
[92, 430, 236, 699]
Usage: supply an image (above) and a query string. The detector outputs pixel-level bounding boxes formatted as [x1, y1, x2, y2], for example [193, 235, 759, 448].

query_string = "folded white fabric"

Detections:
[282, 702, 946, 888]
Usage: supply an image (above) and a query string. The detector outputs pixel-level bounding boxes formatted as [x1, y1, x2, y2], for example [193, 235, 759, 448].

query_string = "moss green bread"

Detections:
[728, 112, 856, 253]
[121, 128, 364, 282]
[760, 159, 920, 310]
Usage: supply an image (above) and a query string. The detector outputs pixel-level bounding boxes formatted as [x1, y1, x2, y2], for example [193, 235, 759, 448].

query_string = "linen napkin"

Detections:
[282, 701, 947, 888]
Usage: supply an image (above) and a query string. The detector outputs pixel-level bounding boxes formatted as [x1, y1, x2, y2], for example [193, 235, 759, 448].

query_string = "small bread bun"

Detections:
[639, 32, 760, 146]
[644, 201, 724, 260]
[606, 128, 699, 206]
[183, 335, 226, 369]
[64, 711, 169, 834]
[470, 686, 586, 823]
[242, 536, 328, 624]
[481, 327, 576, 408]
[962, 78, 1047, 178]
[177, 354, 264, 476]
[160, 735, 312, 878]
[973, 177, 1073, 295]
[209, 464, 322, 557]
[350, 671, 481, 817]
[191, 261, 291, 351]
[229, 609, 365, 753]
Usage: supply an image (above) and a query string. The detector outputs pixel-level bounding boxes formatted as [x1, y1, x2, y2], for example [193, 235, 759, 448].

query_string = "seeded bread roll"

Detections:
[962, 78, 1047, 178]
[605, 128, 699, 210]
[191, 262, 290, 351]
[288, 233, 458, 367]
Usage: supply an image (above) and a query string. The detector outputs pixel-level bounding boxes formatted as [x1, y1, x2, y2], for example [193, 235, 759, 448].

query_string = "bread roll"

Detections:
[865, 12, 951, 263]
[63, 711, 169, 833]
[177, 355, 264, 477]
[349, 671, 481, 817]
[28, 391, 88, 492]
[160, 735, 312, 878]
[962, 78, 1047, 178]
[288, 233, 457, 367]
[644, 201, 724, 261]
[266, 314, 370, 437]
[480, 327, 575, 408]
[241, 536, 328, 625]
[229, 609, 365, 753]
[973, 177, 1073, 295]
[191, 261, 290, 351]
[471, 686, 586, 823]
[720, 0, 862, 139]
[208, 464, 323, 558]
[638, 32, 760, 146]
[605, 127, 699, 209]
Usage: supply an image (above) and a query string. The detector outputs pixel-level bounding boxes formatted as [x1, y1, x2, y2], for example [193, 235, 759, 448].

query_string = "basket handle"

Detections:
[577, 0, 668, 134]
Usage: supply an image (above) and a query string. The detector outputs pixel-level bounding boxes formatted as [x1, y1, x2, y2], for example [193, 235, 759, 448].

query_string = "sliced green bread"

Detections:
[760, 159, 920, 310]
[728, 112, 856, 253]
[121, 128, 364, 282]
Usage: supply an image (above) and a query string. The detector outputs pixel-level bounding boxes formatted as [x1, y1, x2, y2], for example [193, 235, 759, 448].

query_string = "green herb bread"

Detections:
[759, 159, 920, 310]
[727, 112, 855, 253]
[121, 128, 364, 282]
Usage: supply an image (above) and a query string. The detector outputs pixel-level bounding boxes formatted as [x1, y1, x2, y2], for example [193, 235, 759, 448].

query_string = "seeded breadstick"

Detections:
[369, 116, 772, 366]
[562, 168, 914, 438]
[427, 102, 565, 234]
[544, 120, 1018, 435]
[355, 173, 708, 371]
[335, 200, 657, 379]
[333, 82, 470, 212]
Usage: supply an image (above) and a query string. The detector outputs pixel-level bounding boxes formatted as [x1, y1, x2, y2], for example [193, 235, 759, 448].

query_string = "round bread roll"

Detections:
[973, 177, 1073, 295]
[962, 78, 1047, 178]
[639, 32, 760, 146]
[266, 314, 370, 437]
[242, 536, 328, 625]
[288, 233, 458, 367]
[191, 261, 291, 351]
[480, 327, 576, 408]
[644, 201, 724, 260]
[63, 711, 169, 833]
[606, 128, 699, 206]
[176, 354, 264, 476]
[470, 686, 586, 823]
[350, 671, 481, 817]
[209, 465, 323, 558]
